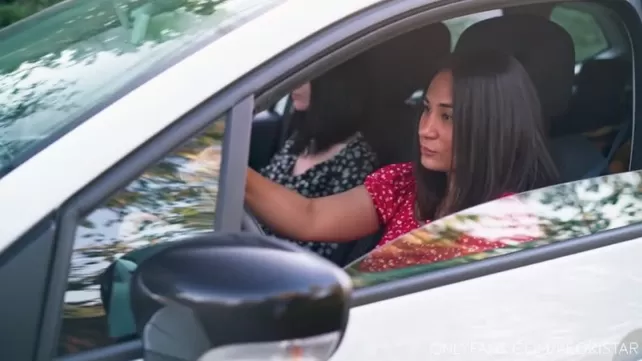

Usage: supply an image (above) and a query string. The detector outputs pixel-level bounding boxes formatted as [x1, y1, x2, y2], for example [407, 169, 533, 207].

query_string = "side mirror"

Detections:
[130, 232, 352, 361]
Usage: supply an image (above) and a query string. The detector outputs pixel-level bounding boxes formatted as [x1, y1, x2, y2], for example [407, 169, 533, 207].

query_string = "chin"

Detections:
[420, 157, 449, 172]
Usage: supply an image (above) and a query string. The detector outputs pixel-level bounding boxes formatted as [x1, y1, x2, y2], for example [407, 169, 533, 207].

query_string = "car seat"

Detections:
[358, 22, 452, 167]
[456, 14, 574, 124]
[454, 14, 605, 183]
[555, 58, 633, 177]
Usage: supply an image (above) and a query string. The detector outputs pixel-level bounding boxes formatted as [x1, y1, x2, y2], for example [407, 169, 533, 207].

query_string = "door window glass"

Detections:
[58, 118, 225, 356]
[550, 6, 609, 62]
[346, 170, 642, 289]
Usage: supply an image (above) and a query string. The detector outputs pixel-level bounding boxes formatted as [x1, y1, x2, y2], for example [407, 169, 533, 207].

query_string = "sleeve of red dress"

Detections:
[363, 163, 411, 225]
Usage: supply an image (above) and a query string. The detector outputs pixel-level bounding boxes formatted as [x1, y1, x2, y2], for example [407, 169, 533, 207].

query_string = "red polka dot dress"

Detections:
[362, 163, 521, 270]
[363, 162, 422, 247]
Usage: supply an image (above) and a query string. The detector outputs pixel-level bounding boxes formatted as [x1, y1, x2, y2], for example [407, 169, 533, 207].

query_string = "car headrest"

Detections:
[455, 14, 575, 121]
[361, 22, 451, 104]
[354, 23, 450, 166]
[561, 58, 632, 135]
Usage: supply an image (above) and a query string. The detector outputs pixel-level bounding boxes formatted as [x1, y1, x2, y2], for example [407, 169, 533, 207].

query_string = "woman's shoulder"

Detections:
[363, 162, 414, 225]
[369, 162, 414, 180]
[365, 162, 415, 192]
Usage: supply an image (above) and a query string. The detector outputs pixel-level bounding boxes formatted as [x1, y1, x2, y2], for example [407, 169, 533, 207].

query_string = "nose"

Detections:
[418, 111, 439, 140]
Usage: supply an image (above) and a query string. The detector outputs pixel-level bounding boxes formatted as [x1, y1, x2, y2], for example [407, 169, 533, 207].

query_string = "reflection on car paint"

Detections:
[345, 170, 642, 289]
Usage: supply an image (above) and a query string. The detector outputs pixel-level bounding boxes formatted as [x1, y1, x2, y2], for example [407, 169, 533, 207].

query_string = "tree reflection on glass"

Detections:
[60, 120, 224, 354]
[346, 171, 642, 289]
[0, 0, 285, 175]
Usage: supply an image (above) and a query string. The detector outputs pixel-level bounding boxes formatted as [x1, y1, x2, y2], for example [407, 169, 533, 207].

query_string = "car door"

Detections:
[331, 171, 642, 361]
[0, 1, 383, 360]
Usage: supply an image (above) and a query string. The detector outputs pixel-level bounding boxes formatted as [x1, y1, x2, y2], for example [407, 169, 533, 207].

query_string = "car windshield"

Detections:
[345, 170, 642, 288]
[0, 0, 284, 177]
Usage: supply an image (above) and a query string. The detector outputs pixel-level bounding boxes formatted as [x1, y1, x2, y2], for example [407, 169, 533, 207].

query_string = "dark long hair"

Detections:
[414, 49, 560, 220]
[289, 58, 368, 155]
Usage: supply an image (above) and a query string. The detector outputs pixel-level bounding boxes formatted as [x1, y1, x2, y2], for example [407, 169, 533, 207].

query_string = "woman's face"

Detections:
[291, 82, 311, 111]
[418, 69, 454, 172]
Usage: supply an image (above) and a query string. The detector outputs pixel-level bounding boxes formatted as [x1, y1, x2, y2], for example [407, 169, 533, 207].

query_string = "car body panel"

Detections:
[0, 0, 386, 252]
[334, 237, 642, 361]
[332, 171, 642, 360]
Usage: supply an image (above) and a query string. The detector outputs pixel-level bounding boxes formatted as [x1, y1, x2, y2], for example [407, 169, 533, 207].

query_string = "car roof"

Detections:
[0, 0, 388, 251]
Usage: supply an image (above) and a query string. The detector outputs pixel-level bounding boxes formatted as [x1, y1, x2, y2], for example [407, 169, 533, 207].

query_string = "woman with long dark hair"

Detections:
[247, 49, 559, 263]
[257, 57, 378, 261]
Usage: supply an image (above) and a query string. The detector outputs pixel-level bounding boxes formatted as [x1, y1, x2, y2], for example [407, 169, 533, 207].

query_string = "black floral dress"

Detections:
[259, 133, 378, 262]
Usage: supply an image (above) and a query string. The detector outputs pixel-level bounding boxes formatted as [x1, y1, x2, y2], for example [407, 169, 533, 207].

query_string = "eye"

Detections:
[441, 112, 452, 122]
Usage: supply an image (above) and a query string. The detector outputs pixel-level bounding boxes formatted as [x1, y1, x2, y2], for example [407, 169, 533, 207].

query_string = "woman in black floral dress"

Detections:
[259, 59, 379, 263]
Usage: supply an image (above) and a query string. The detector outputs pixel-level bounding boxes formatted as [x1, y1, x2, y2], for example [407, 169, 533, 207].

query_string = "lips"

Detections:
[420, 146, 437, 156]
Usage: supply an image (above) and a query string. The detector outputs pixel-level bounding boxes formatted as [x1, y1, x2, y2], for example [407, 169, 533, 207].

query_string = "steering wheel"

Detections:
[241, 207, 265, 235]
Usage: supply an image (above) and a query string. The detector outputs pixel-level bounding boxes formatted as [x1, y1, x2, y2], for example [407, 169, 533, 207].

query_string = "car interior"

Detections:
[245, 1, 634, 267]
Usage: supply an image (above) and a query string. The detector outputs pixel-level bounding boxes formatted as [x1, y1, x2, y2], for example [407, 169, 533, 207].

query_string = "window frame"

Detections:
[349, 0, 642, 308]
[13, 0, 638, 360]
[350, 0, 642, 306]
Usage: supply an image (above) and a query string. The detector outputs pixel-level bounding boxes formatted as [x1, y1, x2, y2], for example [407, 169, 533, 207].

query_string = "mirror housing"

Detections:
[130, 232, 352, 361]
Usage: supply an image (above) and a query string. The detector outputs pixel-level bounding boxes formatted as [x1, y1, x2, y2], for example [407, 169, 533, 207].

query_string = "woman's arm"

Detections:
[245, 168, 380, 242]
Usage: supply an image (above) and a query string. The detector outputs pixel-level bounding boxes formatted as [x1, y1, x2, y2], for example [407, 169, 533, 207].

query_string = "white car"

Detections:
[1, 0, 641, 360]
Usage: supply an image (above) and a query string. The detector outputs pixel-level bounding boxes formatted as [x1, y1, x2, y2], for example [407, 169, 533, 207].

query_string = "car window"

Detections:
[443, 9, 503, 50]
[0, 0, 284, 178]
[58, 118, 224, 356]
[345, 170, 642, 288]
[549, 5, 609, 62]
